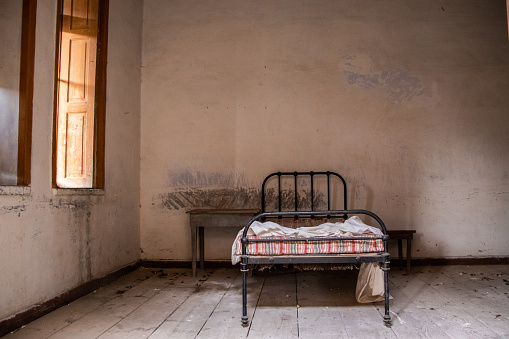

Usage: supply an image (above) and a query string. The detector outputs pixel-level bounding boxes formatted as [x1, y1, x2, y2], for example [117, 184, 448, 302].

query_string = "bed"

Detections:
[232, 171, 391, 326]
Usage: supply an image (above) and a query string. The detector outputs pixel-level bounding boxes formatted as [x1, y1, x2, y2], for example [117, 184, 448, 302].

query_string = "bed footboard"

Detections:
[240, 210, 391, 327]
[237, 171, 391, 327]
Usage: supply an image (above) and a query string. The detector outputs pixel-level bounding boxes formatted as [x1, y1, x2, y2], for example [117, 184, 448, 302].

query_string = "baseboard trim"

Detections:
[140, 260, 234, 269]
[141, 257, 509, 269]
[0, 262, 140, 337]
[411, 256, 509, 266]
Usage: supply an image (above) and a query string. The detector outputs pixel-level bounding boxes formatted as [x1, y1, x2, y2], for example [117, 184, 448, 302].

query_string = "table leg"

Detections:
[199, 226, 205, 270]
[191, 225, 197, 277]
[406, 237, 412, 275]
[397, 239, 403, 270]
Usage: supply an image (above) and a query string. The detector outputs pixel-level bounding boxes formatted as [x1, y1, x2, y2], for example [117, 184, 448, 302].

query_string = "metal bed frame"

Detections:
[239, 171, 391, 326]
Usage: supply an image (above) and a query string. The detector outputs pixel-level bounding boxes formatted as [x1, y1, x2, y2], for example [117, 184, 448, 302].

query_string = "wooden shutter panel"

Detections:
[55, 0, 99, 188]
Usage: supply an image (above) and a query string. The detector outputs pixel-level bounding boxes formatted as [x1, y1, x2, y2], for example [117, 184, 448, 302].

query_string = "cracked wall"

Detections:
[0, 0, 143, 323]
[140, 0, 509, 261]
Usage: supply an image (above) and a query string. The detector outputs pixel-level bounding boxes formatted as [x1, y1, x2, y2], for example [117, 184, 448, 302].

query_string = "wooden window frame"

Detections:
[52, 0, 108, 189]
[13, 0, 37, 186]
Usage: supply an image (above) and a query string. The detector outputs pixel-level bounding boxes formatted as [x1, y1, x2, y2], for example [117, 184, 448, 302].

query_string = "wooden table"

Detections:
[188, 209, 260, 276]
[387, 230, 416, 274]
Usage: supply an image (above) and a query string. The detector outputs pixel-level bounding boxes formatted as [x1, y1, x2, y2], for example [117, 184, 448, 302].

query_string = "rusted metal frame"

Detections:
[383, 237, 391, 325]
[278, 173, 281, 212]
[261, 171, 348, 213]
[294, 172, 298, 212]
[243, 253, 389, 265]
[245, 172, 390, 326]
[327, 172, 330, 210]
[240, 240, 249, 326]
[240, 209, 391, 327]
[310, 171, 314, 212]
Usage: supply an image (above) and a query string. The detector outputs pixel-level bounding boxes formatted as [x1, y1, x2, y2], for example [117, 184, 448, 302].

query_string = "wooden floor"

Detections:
[4, 265, 509, 338]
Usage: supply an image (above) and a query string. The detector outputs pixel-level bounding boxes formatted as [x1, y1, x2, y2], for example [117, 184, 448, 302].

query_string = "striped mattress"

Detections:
[232, 234, 384, 264]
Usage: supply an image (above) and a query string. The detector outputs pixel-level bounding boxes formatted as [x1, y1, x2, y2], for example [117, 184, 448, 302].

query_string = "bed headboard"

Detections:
[261, 171, 347, 215]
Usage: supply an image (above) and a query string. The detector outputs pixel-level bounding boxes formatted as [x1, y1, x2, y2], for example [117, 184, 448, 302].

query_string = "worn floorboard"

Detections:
[3, 265, 509, 338]
[196, 274, 265, 339]
[390, 267, 501, 338]
[149, 269, 237, 339]
[323, 270, 395, 339]
[296, 271, 349, 338]
[247, 272, 299, 338]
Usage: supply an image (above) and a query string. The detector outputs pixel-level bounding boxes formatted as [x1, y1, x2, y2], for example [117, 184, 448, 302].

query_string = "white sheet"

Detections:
[246, 216, 382, 238]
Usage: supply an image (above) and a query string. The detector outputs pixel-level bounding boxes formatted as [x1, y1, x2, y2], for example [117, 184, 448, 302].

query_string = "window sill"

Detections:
[52, 188, 105, 196]
[0, 186, 31, 196]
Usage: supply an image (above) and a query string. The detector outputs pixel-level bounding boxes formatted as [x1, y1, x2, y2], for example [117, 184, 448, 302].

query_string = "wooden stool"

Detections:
[387, 230, 416, 274]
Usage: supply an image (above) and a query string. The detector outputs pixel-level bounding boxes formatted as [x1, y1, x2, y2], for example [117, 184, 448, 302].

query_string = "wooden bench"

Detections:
[387, 230, 416, 274]
[187, 209, 260, 277]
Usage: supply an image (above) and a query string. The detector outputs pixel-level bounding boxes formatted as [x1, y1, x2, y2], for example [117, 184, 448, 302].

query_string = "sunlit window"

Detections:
[54, 0, 108, 188]
[0, 0, 36, 186]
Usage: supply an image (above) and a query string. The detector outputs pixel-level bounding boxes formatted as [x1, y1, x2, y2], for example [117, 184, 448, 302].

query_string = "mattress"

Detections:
[232, 216, 384, 264]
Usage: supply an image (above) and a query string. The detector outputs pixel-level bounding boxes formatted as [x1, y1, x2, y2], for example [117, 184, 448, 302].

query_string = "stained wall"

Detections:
[140, 1, 509, 261]
[0, 0, 143, 322]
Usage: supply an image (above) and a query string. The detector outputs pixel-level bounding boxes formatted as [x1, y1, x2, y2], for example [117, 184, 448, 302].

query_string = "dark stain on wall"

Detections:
[161, 187, 260, 210]
[160, 187, 327, 211]
[345, 68, 424, 102]
[49, 197, 93, 281]
[161, 170, 330, 211]
[49, 198, 92, 213]
[0, 205, 26, 216]
[169, 170, 250, 190]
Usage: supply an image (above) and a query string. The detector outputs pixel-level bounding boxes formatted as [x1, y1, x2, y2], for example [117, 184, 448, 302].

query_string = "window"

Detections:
[0, 0, 36, 186]
[54, 0, 108, 188]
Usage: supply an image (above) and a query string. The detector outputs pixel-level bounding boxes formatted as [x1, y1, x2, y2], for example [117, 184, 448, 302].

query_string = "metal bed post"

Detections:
[277, 172, 281, 212]
[310, 171, 314, 212]
[326, 171, 331, 211]
[383, 237, 391, 326]
[241, 239, 249, 327]
[294, 172, 298, 212]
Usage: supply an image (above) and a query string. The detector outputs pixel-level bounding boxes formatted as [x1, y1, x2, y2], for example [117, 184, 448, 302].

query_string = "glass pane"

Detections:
[0, 0, 23, 185]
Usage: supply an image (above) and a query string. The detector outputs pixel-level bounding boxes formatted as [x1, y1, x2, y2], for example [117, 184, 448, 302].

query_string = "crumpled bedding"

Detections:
[247, 216, 382, 238]
[231, 216, 383, 265]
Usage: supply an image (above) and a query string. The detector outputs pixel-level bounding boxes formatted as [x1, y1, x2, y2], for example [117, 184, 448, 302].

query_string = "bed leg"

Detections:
[241, 260, 249, 327]
[383, 258, 391, 327]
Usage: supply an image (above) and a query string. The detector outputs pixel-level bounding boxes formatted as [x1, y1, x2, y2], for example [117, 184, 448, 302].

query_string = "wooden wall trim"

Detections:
[141, 256, 509, 269]
[93, 0, 109, 189]
[141, 260, 234, 269]
[411, 256, 509, 266]
[17, 0, 37, 186]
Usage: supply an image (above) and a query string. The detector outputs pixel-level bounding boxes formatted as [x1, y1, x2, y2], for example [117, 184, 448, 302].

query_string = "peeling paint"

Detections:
[160, 187, 260, 210]
[162, 170, 331, 211]
[159, 187, 327, 211]
[342, 54, 424, 103]
[0, 205, 26, 216]
[168, 170, 250, 189]
[345, 68, 424, 102]
[49, 198, 91, 210]
[49, 198, 93, 281]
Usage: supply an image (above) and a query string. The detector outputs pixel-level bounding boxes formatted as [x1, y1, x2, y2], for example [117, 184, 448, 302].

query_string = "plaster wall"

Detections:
[140, 1, 509, 261]
[0, 0, 143, 322]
